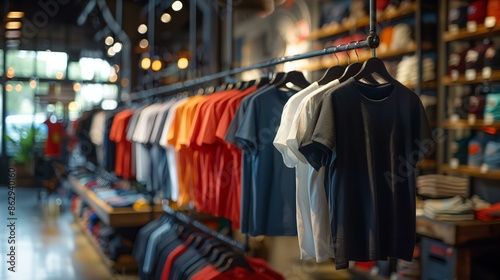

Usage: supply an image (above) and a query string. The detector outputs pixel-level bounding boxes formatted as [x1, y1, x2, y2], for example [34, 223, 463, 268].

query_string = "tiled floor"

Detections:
[0, 187, 133, 280]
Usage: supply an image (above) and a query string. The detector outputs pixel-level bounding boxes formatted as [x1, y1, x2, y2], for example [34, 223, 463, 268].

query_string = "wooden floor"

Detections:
[0, 187, 136, 280]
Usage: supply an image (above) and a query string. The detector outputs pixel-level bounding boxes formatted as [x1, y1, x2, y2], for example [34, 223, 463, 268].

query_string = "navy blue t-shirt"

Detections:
[235, 86, 298, 236]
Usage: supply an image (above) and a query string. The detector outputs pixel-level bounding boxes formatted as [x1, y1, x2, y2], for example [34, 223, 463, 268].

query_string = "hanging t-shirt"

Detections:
[299, 78, 433, 269]
[235, 86, 298, 236]
[159, 98, 188, 202]
[287, 79, 340, 262]
[44, 119, 65, 158]
[109, 109, 135, 179]
[89, 111, 107, 167]
[225, 86, 274, 233]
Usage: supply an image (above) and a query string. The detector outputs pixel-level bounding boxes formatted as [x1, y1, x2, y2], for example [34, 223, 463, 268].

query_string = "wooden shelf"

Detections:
[419, 159, 436, 169]
[69, 175, 163, 227]
[443, 70, 500, 85]
[443, 119, 500, 130]
[444, 23, 500, 42]
[74, 214, 138, 273]
[301, 43, 434, 72]
[348, 267, 389, 280]
[309, 3, 417, 40]
[416, 216, 500, 245]
[443, 164, 500, 180]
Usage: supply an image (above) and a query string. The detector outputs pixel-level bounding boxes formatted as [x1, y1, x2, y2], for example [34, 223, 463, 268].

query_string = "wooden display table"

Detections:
[69, 174, 163, 227]
[416, 216, 500, 279]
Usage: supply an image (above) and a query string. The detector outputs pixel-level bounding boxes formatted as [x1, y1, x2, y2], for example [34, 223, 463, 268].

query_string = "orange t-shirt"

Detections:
[109, 109, 134, 179]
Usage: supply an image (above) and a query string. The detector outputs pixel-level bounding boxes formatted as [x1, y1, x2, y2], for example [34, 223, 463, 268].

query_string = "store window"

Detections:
[70, 58, 112, 82]
[6, 50, 36, 78]
[36, 51, 68, 79]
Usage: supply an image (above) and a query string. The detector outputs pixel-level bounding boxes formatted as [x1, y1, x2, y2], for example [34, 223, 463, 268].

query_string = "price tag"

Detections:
[450, 158, 460, 169]
[449, 24, 459, 34]
[450, 114, 460, 123]
[467, 21, 478, 33]
[485, 16, 497, 28]
[480, 163, 489, 174]
[485, 114, 495, 125]
[468, 114, 477, 125]
[482, 66, 492, 79]
[465, 69, 476, 81]
[451, 70, 459, 81]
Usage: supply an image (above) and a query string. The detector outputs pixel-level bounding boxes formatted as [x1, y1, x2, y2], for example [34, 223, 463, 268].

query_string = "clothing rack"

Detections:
[162, 200, 246, 252]
[130, 0, 379, 101]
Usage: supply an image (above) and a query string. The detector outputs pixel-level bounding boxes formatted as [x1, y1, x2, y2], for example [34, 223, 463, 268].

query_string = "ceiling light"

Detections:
[7, 67, 14, 78]
[138, 24, 147, 34]
[29, 79, 37, 89]
[5, 30, 21, 39]
[107, 47, 116, 57]
[73, 82, 82, 92]
[5, 21, 21, 30]
[56, 72, 64, 80]
[112, 42, 123, 53]
[172, 1, 183, 11]
[109, 73, 118, 83]
[105, 36, 114, 46]
[177, 57, 188, 69]
[113, 64, 120, 73]
[139, 39, 149, 48]
[15, 84, 22, 92]
[7, 11, 24, 19]
[161, 13, 171, 23]
[151, 60, 162, 71]
[141, 57, 151, 70]
[5, 84, 12, 92]
[68, 101, 78, 111]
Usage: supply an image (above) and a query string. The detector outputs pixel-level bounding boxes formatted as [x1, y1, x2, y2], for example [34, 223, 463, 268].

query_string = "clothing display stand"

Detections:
[129, 0, 379, 101]
[162, 200, 245, 251]
[128, 0, 380, 262]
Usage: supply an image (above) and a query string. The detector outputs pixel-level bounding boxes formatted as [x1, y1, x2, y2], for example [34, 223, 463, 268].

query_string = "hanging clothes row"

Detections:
[273, 56, 433, 268]
[133, 213, 284, 280]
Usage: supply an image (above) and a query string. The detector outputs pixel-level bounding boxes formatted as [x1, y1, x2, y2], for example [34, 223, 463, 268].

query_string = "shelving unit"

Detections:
[69, 175, 163, 227]
[443, 23, 500, 42]
[74, 213, 139, 273]
[308, 2, 418, 40]
[301, 43, 434, 72]
[443, 164, 500, 180]
[443, 119, 500, 130]
[443, 70, 500, 85]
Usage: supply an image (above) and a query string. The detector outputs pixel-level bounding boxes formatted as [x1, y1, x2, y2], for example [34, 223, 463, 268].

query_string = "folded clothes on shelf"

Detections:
[475, 203, 500, 221]
[417, 174, 469, 198]
[423, 196, 474, 221]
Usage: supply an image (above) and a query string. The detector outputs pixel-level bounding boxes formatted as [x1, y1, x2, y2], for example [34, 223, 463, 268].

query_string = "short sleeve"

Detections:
[235, 98, 259, 153]
[299, 93, 337, 171]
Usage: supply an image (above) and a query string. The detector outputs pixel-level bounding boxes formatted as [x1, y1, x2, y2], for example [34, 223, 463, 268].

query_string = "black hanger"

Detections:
[256, 76, 270, 88]
[270, 70, 310, 89]
[318, 51, 345, 85]
[353, 56, 397, 84]
[338, 42, 380, 84]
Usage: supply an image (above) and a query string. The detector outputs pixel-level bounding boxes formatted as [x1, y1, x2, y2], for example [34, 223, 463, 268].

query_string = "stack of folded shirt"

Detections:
[423, 196, 474, 221]
[417, 174, 469, 198]
[396, 55, 435, 86]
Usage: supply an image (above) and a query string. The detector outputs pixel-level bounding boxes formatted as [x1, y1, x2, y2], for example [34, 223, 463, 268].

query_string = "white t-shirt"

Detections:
[159, 99, 188, 202]
[273, 82, 320, 260]
[89, 111, 107, 166]
[287, 79, 340, 262]
[132, 104, 163, 184]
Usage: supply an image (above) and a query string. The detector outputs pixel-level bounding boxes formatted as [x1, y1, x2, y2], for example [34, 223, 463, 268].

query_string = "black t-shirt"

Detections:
[299, 78, 433, 269]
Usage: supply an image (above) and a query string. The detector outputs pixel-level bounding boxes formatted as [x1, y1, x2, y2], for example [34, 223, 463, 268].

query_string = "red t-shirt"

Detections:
[44, 120, 65, 158]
